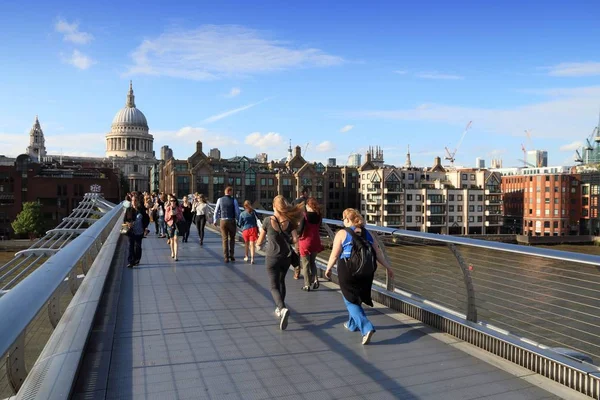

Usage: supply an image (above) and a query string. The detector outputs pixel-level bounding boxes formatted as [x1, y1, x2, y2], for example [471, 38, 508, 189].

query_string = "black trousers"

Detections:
[196, 215, 206, 243]
[266, 257, 290, 310]
[183, 218, 192, 241]
[128, 234, 143, 264]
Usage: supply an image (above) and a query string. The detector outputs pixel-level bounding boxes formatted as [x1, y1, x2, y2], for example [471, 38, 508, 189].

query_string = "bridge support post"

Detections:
[6, 333, 27, 393]
[372, 233, 394, 292]
[69, 268, 79, 295]
[447, 244, 477, 322]
[48, 293, 61, 328]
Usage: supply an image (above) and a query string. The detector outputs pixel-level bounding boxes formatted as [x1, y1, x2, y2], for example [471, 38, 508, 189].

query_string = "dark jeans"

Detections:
[266, 257, 290, 310]
[183, 218, 192, 241]
[128, 233, 143, 264]
[196, 215, 206, 243]
[220, 219, 237, 259]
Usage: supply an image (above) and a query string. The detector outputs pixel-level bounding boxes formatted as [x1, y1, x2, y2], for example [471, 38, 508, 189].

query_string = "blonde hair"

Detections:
[243, 200, 254, 212]
[273, 195, 304, 228]
[343, 208, 364, 228]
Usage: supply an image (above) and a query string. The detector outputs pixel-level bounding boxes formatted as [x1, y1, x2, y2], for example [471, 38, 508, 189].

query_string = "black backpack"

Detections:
[344, 228, 377, 277]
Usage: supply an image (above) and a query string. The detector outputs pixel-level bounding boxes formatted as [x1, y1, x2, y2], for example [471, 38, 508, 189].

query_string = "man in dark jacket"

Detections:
[293, 186, 310, 206]
[213, 187, 240, 262]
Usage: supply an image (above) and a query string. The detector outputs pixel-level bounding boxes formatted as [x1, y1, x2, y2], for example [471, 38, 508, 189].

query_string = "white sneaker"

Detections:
[275, 308, 281, 318]
[362, 330, 374, 345]
[279, 308, 290, 330]
[244, 256, 249, 262]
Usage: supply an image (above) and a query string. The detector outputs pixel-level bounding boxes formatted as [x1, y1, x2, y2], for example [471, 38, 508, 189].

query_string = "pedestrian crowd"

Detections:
[122, 186, 394, 345]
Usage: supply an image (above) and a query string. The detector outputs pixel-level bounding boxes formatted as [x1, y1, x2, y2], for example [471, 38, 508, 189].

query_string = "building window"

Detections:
[553, 221, 558, 228]
[449, 216, 454, 222]
[406, 194, 412, 201]
[469, 216, 474, 222]
[406, 216, 412, 223]
[544, 221, 550, 228]
[415, 216, 421, 222]
[457, 195, 463, 201]
[457, 216, 463, 222]
[469, 205, 474, 212]
[470, 174, 475, 181]
[477, 195, 483, 201]
[457, 205, 463, 211]
[477, 216, 482, 222]
[449, 194, 454, 201]
[477, 205, 482, 212]
[449, 205, 454, 212]
[469, 195, 474, 201]
[462, 174, 467, 180]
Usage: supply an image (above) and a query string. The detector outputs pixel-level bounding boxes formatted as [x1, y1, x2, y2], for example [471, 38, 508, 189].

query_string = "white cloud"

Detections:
[394, 70, 408, 75]
[62, 50, 95, 70]
[350, 85, 600, 139]
[153, 127, 239, 148]
[415, 71, 464, 80]
[126, 25, 344, 80]
[55, 18, 93, 45]
[559, 141, 583, 152]
[546, 62, 600, 77]
[203, 98, 270, 123]
[339, 124, 354, 133]
[0, 132, 107, 158]
[227, 87, 241, 97]
[316, 141, 335, 153]
[245, 132, 283, 148]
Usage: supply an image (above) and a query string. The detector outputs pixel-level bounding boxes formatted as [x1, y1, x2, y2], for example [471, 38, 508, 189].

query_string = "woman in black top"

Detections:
[181, 196, 193, 243]
[256, 195, 304, 330]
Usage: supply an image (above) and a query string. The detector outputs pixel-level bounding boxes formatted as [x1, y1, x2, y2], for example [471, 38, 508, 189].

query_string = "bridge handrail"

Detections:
[217, 204, 600, 266]
[15, 205, 124, 400]
[0, 200, 122, 394]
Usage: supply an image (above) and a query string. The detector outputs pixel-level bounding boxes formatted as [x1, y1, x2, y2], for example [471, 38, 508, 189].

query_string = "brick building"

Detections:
[159, 141, 360, 218]
[501, 166, 581, 236]
[0, 155, 121, 238]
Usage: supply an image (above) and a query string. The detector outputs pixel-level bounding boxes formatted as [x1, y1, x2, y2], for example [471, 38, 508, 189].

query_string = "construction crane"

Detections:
[521, 143, 527, 167]
[444, 121, 472, 166]
[303, 142, 310, 159]
[574, 150, 584, 164]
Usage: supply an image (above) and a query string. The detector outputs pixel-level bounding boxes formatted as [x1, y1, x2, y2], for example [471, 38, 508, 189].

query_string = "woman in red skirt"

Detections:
[238, 200, 259, 264]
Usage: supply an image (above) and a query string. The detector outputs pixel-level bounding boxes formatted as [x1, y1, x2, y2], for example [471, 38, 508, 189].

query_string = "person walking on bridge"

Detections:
[238, 200, 258, 264]
[213, 187, 240, 262]
[193, 193, 208, 245]
[297, 197, 324, 291]
[325, 208, 394, 345]
[256, 195, 303, 330]
[165, 194, 183, 261]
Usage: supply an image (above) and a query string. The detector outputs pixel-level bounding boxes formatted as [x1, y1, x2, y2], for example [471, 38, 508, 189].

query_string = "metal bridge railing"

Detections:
[0, 194, 120, 398]
[208, 203, 600, 398]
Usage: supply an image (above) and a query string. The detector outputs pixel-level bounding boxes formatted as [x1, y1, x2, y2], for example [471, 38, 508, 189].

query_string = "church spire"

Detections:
[405, 145, 412, 168]
[27, 115, 47, 161]
[126, 80, 136, 108]
[287, 139, 293, 161]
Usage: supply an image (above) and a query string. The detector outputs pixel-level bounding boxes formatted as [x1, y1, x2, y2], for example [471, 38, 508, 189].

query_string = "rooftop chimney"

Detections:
[196, 141, 203, 154]
[434, 156, 442, 168]
[295, 145, 301, 157]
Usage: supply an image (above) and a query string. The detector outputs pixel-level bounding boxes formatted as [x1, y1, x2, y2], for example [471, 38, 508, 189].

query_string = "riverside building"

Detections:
[358, 150, 503, 234]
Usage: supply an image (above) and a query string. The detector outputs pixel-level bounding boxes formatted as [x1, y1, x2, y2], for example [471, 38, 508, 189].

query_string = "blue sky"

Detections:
[1, 0, 600, 168]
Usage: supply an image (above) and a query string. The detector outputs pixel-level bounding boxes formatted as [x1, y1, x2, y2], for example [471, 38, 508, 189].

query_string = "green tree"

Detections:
[11, 202, 45, 240]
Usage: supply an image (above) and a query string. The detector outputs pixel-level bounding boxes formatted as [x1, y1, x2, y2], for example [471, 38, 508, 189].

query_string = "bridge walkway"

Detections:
[72, 228, 566, 400]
